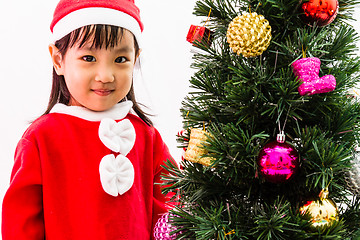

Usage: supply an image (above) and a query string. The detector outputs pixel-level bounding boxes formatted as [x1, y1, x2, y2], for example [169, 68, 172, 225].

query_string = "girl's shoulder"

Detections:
[127, 113, 160, 139]
[126, 113, 169, 149]
[21, 113, 71, 141]
[127, 113, 151, 129]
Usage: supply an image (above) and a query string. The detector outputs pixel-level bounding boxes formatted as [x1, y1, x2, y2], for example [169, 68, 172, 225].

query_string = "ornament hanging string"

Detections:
[254, 2, 262, 12]
[248, 2, 262, 13]
[225, 229, 235, 236]
[277, 106, 291, 143]
[352, 88, 360, 97]
[185, 110, 209, 131]
[190, 8, 212, 43]
[323, 175, 333, 191]
[226, 202, 232, 224]
[222, 227, 235, 236]
[273, 50, 279, 75]
[302, 45, 307, 58]
[278, 107, 291, 133]
[205, 8, 212, 43]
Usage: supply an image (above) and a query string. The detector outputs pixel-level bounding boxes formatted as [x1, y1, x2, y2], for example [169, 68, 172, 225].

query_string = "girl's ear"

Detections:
[135, 48, 142, 63]
[48, 44, 64, 75]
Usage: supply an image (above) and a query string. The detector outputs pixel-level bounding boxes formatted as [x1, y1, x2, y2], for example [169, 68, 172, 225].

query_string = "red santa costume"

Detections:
[2, 101, 175, 239]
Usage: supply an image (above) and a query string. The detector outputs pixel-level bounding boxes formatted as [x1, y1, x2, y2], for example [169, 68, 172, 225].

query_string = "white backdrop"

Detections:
[0, 1, 358, 235]
[0, 0, 197, 231]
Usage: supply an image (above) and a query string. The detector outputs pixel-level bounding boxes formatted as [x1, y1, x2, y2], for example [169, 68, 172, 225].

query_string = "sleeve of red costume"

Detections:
[2, 138, 45, 240]
[150, 129, 178, 239]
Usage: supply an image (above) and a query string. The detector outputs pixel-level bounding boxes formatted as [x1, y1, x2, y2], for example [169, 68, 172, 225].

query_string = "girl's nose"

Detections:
[95, 66, 115, 83]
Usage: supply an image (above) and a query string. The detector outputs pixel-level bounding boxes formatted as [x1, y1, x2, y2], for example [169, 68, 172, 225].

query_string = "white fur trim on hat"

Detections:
[52, 7, 142, 46]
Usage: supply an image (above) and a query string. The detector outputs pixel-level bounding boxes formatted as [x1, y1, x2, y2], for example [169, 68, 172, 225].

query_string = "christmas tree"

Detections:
[158, 0, 360, 239]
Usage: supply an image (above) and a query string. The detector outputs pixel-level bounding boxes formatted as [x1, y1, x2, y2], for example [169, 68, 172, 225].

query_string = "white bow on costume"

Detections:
[99, 154, 135, 196]
[98, 115, 136, 197]
[99, 118, 135, 154]
[50, 101, 136, 197]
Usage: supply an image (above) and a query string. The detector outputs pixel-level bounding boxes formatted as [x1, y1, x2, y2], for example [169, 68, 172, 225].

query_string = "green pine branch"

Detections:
[163, 0, 360, 238]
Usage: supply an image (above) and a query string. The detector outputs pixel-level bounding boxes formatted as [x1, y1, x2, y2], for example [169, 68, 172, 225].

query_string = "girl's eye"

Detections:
[115, 57, 127, 63]
[82, 56, 96, 62]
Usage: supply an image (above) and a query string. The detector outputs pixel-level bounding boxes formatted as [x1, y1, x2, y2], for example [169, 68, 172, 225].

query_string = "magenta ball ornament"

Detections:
[258, 140, 299, 183]
[153, 213, 179, 240]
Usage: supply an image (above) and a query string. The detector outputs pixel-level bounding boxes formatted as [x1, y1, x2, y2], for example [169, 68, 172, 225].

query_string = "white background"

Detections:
[0, 0, 358, 235]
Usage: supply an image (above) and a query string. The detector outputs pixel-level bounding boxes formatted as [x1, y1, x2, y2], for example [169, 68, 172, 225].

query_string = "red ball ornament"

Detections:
[258, 139, 299, 184]
[299, 0, 339, 27]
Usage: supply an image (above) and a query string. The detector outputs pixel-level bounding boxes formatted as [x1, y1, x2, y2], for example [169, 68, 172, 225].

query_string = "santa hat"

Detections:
[50, 0, 143, 44]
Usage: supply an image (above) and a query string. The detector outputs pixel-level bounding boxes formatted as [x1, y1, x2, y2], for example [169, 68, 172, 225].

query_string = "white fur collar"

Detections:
[50, 101, 133, 122]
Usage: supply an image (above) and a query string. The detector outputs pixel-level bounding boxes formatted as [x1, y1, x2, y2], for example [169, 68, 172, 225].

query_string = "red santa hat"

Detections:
[50, 0, 143, 44]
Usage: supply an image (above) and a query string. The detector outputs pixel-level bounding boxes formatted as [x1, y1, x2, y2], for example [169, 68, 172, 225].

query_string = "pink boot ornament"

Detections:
[292, 57, 336, 96]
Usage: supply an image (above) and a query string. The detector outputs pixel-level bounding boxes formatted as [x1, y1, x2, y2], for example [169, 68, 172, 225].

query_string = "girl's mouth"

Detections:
[92, 89, 114, 96]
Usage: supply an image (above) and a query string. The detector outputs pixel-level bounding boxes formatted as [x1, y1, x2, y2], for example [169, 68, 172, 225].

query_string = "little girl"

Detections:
[2, 0, 176, 239]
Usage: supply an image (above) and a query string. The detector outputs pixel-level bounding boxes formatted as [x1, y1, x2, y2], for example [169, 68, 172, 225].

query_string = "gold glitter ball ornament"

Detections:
[300, 189, 339, 229]
[227, 12, 272, 57]
[184, 128, 215, 167]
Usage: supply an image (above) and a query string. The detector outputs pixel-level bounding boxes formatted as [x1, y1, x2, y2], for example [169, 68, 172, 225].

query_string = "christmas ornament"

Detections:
[227, 12, 272, 57]
[258, 132, 299, 183]
[299, 0, 339, 27]
[292, 57, 336, 96]
[184, 128, 215, 166]
[153, 213, 180, 240]
[300, 188, 339, 228]
[345, 149, 360, 196]
[347, 88, 360, 100]
[186, 25, 214, 46]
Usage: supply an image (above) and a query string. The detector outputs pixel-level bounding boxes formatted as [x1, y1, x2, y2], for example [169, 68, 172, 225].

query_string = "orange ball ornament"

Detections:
[299, 0, 339, 27]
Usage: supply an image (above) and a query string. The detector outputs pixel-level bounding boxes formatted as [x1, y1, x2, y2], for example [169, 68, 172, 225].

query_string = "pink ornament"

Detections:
[258, 140, 299, 183]
[153, 213, 179, 240]
[292, 57, 336, 96]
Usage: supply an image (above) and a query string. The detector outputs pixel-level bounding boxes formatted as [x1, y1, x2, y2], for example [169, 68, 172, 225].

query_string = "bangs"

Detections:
[55, 24, 139, 56]
[68, 24, 126, 50]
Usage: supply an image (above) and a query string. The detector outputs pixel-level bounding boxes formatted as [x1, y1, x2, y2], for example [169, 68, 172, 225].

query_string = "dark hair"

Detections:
[44, 24, 153, 126]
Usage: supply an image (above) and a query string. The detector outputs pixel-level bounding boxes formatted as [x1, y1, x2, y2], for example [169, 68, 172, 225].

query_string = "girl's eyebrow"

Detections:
[79, 45, 134, 53]
[114, 46, 134, 53]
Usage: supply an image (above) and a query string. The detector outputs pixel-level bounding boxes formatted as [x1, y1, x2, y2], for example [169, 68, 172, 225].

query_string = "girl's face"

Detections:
[49, 29, 138, 111]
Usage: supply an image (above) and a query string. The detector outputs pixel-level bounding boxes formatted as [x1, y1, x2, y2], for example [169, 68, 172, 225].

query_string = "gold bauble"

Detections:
[300, 189, 339, 228]
[184, 128, 215, 166]
[226, 12, 272, 57]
